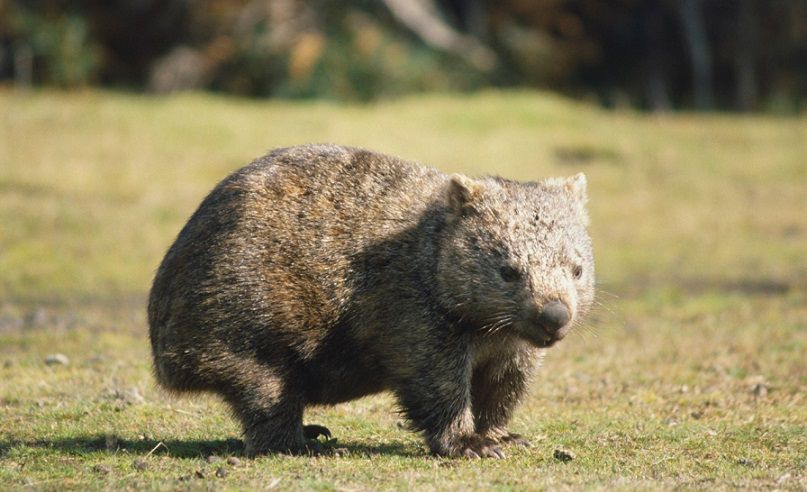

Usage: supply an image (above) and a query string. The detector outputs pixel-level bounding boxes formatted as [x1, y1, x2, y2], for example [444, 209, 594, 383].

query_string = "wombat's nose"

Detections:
[537, 301, 571, 332]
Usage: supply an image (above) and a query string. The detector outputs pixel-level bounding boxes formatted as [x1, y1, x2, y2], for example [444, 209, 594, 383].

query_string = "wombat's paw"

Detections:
[497, 432, 531, 447]
[243, 435, 308, 457]
[441, 435, 506, 459]
[295, 442, 326, 456]
[303, 424, 332, 441]
[242, 438, 262, 457]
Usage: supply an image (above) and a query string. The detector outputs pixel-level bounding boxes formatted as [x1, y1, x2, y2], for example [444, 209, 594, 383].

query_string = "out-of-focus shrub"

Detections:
[272, 14, 482, 101]
[10, 7, 100, 87]
[0, 0, 803, 110]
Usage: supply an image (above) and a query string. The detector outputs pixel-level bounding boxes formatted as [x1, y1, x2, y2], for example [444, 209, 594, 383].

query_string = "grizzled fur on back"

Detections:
[148, 144, 595, 458]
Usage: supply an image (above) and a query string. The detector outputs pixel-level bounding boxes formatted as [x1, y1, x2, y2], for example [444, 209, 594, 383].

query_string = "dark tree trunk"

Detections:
[679, 0, 714, 109]
[735, 0, 758, 111]
[643, 3, 672, 112]
[13, 42, 33, 89]
[444, 0, 488, 39]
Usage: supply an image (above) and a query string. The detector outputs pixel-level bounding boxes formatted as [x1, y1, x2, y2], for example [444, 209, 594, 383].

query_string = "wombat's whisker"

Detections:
[572, 327, 591, 342]
[482, 313, 515, 336]
[576, 322, 599, 339]
[594, 287, 619, 299]
[591, 299, 615, 315]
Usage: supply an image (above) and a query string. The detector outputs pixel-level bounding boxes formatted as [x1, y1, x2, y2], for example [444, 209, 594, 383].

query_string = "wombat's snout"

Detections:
[522, 300, 573, 348]
[537, 301, 571, 333]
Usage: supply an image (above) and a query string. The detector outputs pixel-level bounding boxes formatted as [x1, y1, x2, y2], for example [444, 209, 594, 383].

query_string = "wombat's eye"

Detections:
[572, 265, 583, 279]
[499, 265, 521, 282]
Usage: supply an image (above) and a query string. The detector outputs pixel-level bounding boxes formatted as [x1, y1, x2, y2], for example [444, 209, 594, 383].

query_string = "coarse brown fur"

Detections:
[148, 144, 595, 458]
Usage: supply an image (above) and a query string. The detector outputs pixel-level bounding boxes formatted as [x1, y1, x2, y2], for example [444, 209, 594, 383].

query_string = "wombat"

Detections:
[148, 144, 595, 458]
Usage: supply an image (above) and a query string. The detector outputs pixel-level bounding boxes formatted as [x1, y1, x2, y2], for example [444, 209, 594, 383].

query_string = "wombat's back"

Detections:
[148, 144, 445, 391]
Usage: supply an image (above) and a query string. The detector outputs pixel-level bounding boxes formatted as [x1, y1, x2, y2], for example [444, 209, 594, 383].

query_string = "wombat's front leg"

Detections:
[394, 340, 505, 459]
[471, 351, 535, 447]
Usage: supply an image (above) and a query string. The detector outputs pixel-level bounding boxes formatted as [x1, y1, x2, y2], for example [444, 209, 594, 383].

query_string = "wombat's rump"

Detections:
[148, 144, 595, 458]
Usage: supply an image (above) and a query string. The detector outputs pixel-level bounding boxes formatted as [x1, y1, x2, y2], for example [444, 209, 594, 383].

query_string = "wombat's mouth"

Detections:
[535, 337, 558, 348]
[521, 325, 564, 348]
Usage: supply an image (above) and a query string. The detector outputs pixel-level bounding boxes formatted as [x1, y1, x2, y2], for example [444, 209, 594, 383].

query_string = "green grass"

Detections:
[1, 89, 805, 490]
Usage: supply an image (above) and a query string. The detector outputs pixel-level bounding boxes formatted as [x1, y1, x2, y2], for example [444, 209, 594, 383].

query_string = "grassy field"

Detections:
[1, 89, 805, 490]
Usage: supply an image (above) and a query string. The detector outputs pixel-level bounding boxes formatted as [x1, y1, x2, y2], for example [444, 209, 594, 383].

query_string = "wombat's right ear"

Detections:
[447, 174, 483, 216]
[566, 173, 588, 203]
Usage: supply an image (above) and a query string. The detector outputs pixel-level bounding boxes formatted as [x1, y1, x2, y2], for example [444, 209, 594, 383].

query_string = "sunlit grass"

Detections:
[1, 89, 805, 489]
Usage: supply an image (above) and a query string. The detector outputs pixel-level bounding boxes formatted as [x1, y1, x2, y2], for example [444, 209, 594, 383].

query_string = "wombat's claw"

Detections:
[455, 436, 506, 459]
[499, 432, 531, 447]
[303, 424, 332, 441]
[462, 444, 505, 459]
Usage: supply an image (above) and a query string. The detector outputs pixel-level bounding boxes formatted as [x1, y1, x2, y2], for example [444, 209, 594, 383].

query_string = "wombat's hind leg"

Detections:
[235, 397, 307, 456]
[221, 367, 309, 456]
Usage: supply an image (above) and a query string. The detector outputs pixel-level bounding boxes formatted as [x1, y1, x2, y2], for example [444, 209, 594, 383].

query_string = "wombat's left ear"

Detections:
[565, 173, 588, 203]
[447, 174, 484, 216]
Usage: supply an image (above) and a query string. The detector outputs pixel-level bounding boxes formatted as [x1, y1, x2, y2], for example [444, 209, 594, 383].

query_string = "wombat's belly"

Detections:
[297, 326, 390, 405]
[302, 364, 388, 405]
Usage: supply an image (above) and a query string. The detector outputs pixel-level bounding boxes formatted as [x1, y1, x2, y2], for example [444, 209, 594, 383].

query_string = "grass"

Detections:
[1, 88, 805, 490]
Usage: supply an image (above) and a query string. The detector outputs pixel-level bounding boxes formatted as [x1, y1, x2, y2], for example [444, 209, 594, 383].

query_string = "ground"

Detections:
[0, 89, 805, 490]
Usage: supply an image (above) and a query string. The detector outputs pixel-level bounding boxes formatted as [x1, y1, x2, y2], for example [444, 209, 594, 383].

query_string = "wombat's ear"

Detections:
[565, 173, 588, 204]
[566, 173, 590, 226]
[447, 174, 483, 216]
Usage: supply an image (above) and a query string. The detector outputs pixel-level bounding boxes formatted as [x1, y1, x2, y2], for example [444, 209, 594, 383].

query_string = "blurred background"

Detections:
[1, 0, 805, 111]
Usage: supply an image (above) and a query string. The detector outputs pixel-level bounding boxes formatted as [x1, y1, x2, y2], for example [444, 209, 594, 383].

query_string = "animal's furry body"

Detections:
[148, 144, 595, 458]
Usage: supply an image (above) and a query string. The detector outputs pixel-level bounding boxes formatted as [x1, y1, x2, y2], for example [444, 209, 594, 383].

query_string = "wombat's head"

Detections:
[436, 173, 594, 347]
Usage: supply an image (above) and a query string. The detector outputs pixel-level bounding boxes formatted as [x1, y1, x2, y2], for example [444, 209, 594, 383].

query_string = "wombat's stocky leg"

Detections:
[221, 368, 309, 456]
[236, 398, 307, 456]
[471, 357, 532, 447]
[395, 342, 505, 459]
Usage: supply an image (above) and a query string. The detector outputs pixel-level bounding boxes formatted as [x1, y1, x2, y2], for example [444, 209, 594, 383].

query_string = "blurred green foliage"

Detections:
[0, 0, 804, 110]
[5, 5, 100, 87]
